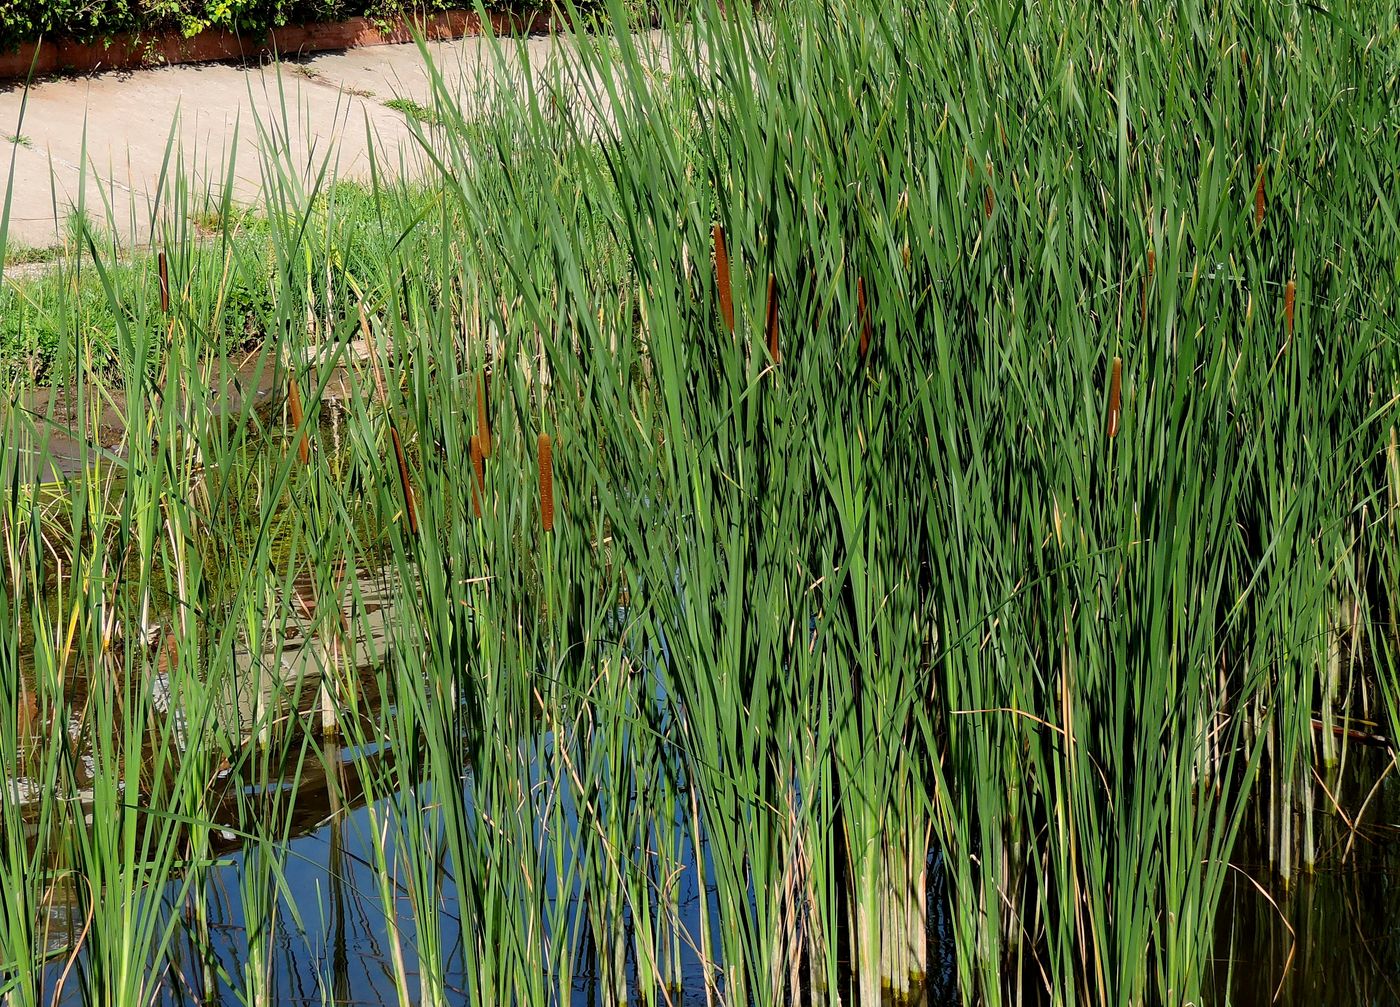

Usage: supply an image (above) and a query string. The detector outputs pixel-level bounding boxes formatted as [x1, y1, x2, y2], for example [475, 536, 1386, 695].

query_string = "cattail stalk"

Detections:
[857, 277, 871, 359]
[984, 185, 994, 219]
[470, 434, 485, 519]
[1255, 166, 1266, 226]
[538, 433, 555, 532]
[287, 374, 310, 465]
[157, 250, 170, 314]
[713, 223, 735, 332]
[1106, 357, 1123, 439]
[477, 371, 492, 458]
[1284, 280, 1296, 335]
[765, 273, 780, 363]
[391, 428, 418, 536]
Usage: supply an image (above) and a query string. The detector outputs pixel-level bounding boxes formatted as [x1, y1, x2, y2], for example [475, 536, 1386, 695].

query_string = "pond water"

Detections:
[16, 714, 1395, 1006]
[4, 531, 1395, 1004]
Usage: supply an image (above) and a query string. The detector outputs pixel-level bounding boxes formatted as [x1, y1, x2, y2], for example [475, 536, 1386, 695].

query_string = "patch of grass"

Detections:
[4, 133, 32, 148]
[384, 96, 441, 126]
[3, 243, 65, 266]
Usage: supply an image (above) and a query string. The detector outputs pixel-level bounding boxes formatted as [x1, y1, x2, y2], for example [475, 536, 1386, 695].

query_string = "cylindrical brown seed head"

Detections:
[1107, 357, 1123, 439]
[158, 251, 170, 314]
[1255, 167, 1266, 226]
[713, 224, 734, 333]
[477, 372, 492, 458]
[538, 432, 554, 532]
[469, 434, 484, 519]
[984, 185, 995, 219]
[288, 376, 310, 465]
[1147, 248, 1155, 277]
[1284, 280, 1296, 335]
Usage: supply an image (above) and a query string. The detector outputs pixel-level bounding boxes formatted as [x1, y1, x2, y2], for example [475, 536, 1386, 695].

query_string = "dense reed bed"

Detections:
[1, 0, 1398, 1004]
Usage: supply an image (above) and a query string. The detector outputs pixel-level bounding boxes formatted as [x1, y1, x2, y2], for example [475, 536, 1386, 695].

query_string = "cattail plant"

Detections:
[157, 250, 170, 314]
[392, 427, 419, 537]
[538, 432, 555, 532]
[287, 373, 310, 466]
[713, 223, 735, 332]
[477, 372, 492, 458]
[470, 434, 485, 519]
[1255, 164, 1266, 225]
[1106, 357, 1123, 439]
[1285, 280, 1296, 335]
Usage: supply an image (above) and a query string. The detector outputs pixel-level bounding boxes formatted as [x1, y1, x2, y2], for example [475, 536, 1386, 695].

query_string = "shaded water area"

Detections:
[1210, 745, 1400, 1006]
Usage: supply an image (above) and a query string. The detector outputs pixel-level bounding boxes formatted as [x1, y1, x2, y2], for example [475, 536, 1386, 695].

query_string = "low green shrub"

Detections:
[0, 1, 512, 53]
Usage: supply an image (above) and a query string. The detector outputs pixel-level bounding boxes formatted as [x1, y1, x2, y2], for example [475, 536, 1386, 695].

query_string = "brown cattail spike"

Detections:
[477, 371, 492, 458]
[538, 433, 555, 533]
[1106, 358, 1123, 439]
[1255, 166, 1266, 226]
[287, 374, 310, 465]
[158, 250, 170, 314]
[391, 427, 418, 536]
[765, 273, 780, 364]
[857, 277, 871, 359]
[984, 185, 994, 219]
[469, 434, 485, 519]
[713, 224, 735, 333]
[1284, 280, 1296, 335]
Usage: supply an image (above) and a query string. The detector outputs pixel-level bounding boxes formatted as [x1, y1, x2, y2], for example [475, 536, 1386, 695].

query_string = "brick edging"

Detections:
[0, 9, 553, 82]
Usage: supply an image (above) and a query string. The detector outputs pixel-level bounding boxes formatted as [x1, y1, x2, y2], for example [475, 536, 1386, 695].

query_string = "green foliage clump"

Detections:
[0, 0, 497, 52]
